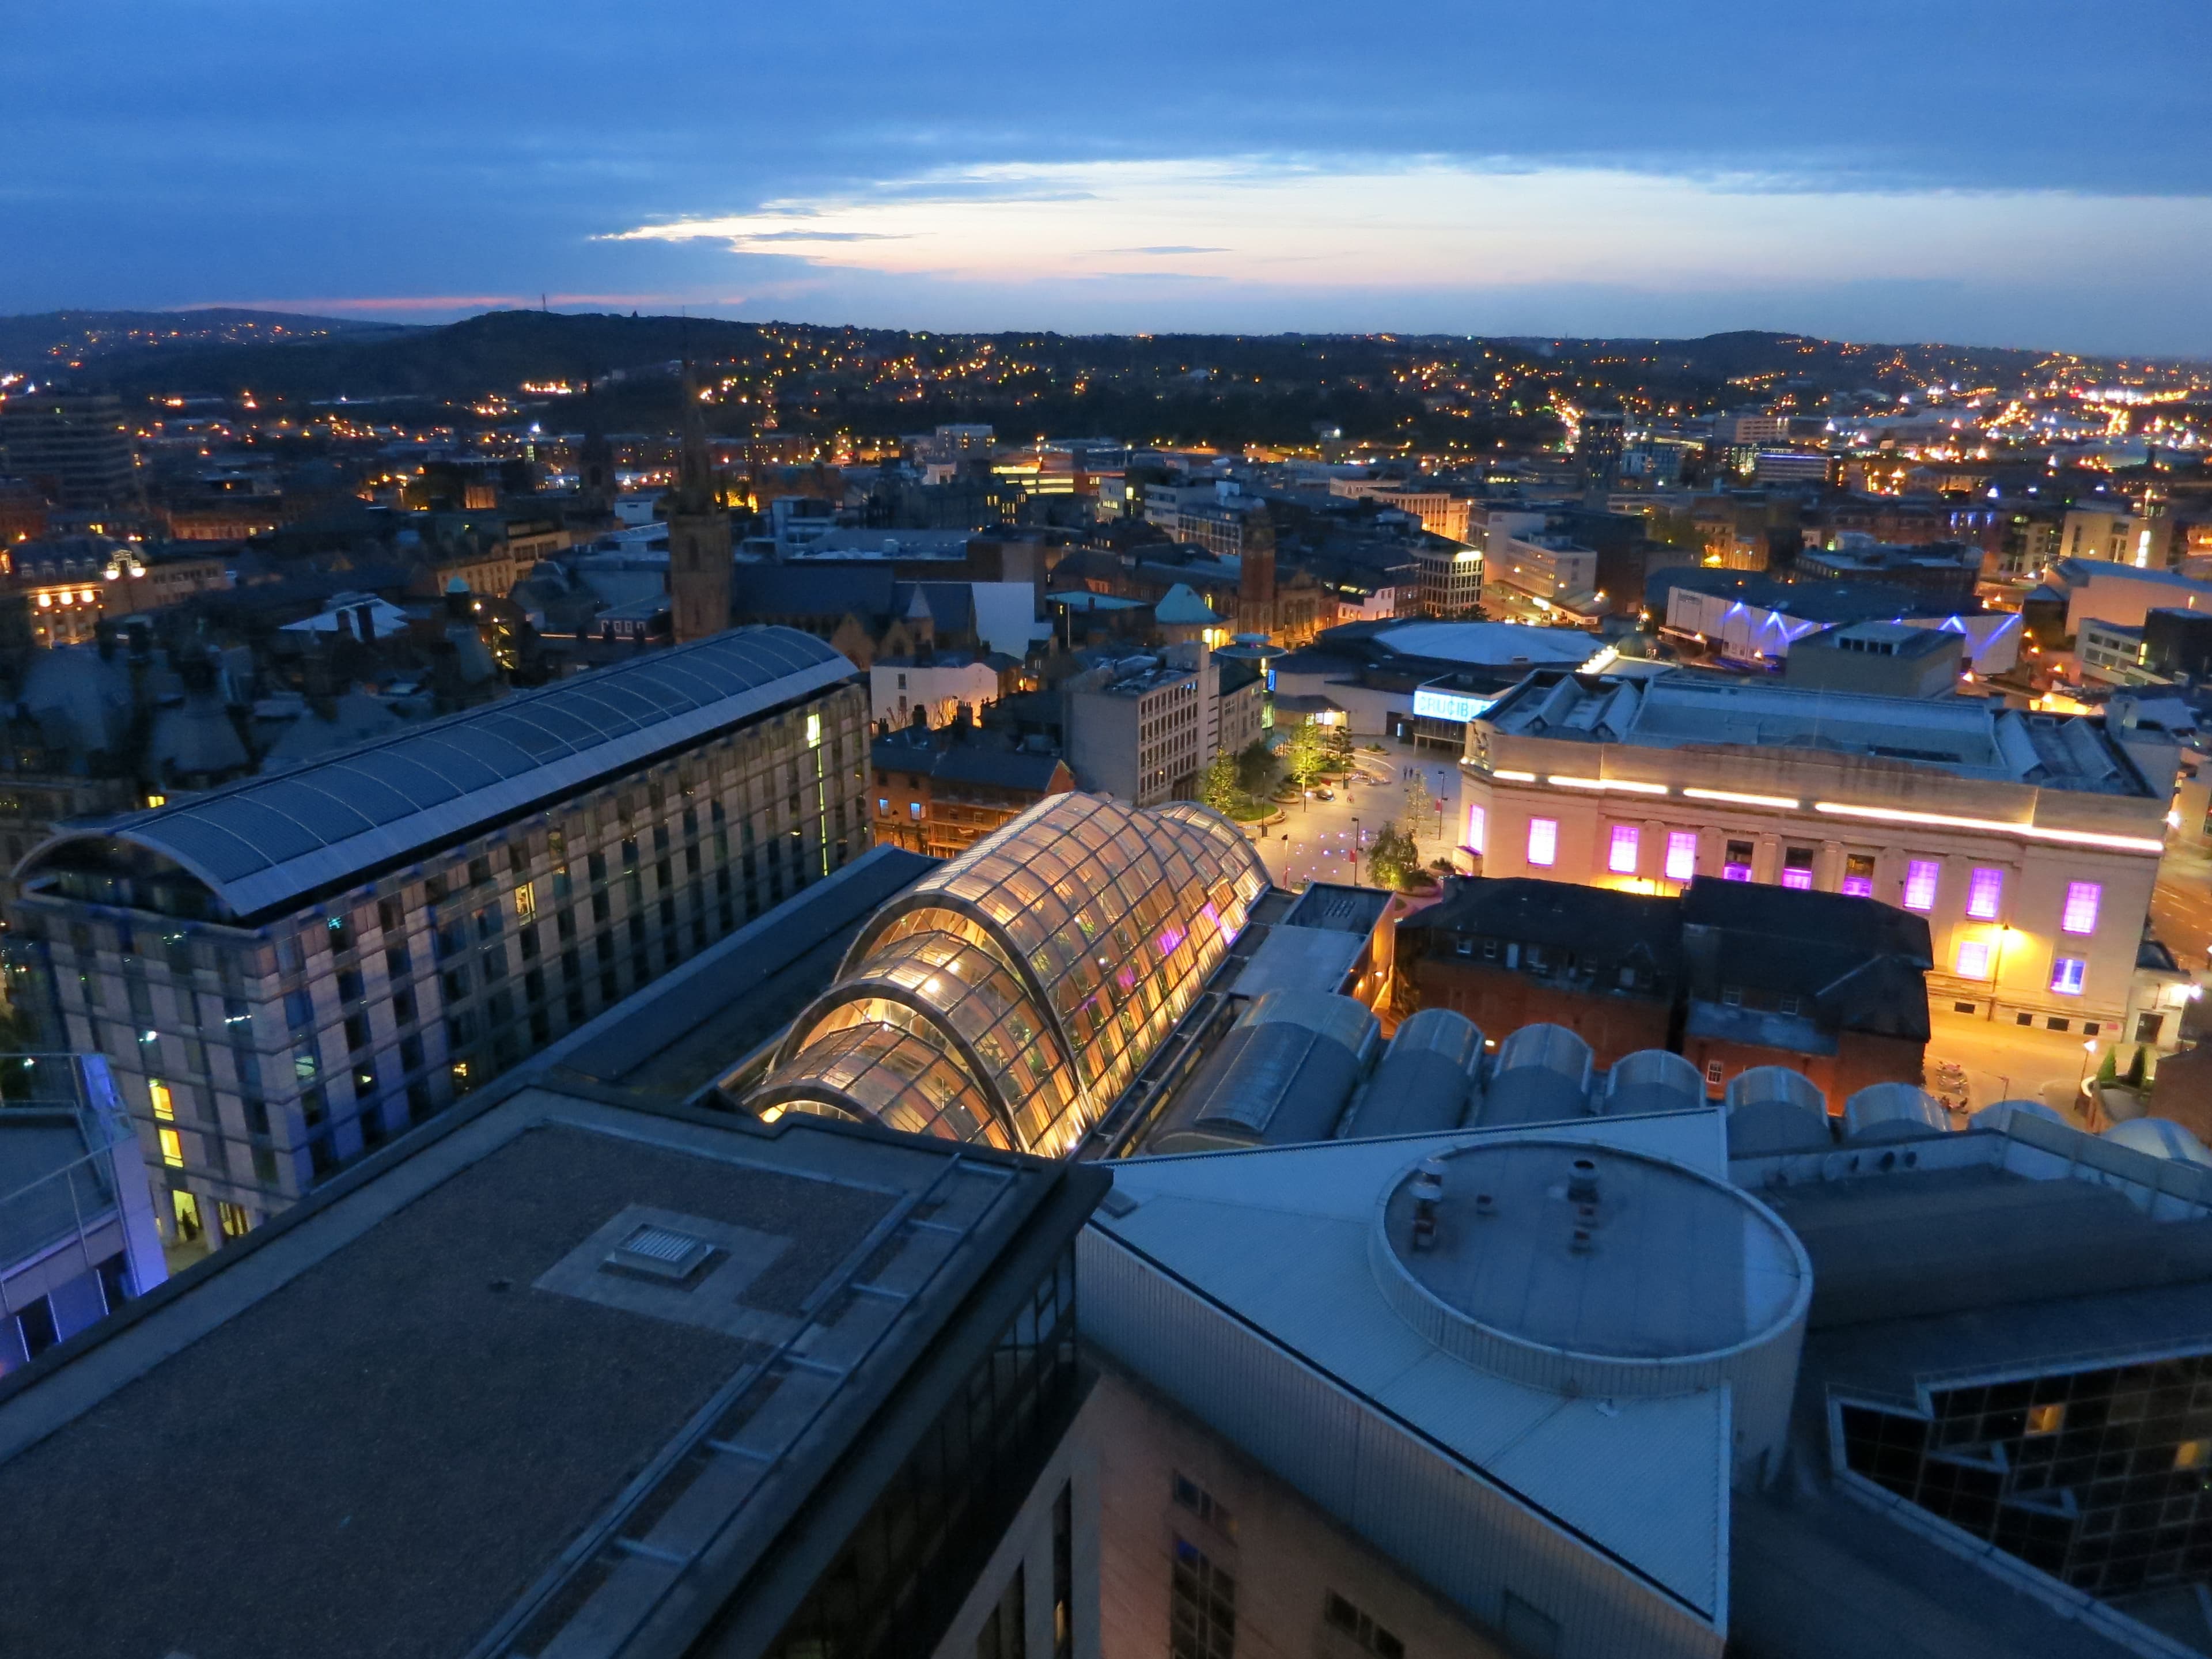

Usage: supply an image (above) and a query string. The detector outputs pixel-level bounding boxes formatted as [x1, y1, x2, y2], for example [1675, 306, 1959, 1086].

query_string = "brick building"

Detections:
[1394, 874, 1931, 1103]
[870, 722, 1075, 858]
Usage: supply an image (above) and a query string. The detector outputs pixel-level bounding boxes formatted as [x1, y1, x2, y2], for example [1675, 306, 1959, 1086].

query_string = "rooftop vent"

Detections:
[605, 1222, 715, 1282]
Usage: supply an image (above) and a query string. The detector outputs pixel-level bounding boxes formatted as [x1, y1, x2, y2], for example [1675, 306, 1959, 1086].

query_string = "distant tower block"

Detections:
[665, 362, 732, 644]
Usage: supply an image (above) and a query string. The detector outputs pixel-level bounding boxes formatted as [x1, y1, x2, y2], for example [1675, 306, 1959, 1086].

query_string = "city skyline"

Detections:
[11, 1, 2212, 355]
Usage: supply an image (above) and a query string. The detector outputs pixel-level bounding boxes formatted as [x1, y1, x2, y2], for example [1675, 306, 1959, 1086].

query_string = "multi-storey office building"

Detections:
[1459, 669, 2182, 1047]
[0, 393, 135, 513]
[7, 628, 868, 1246]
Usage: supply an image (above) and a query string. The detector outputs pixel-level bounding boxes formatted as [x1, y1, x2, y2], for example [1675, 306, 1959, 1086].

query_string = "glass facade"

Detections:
[767, 1243, 1081, 1659]
[1841, 1353, 2212, 1602]
[754, 793, 1267, 1157]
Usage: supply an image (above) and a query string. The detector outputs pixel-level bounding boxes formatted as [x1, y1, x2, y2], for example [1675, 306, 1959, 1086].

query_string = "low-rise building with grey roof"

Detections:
[0, 1078, 1107, 1659]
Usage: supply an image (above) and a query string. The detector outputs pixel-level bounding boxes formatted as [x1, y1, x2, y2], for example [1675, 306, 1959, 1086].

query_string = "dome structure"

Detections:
[1600, 1049, 1706, 1118]
[1150, 991, 1378, 1153]
[1724, 1067, 1832, 1157]
[1341, 1008, 1485, 1139]
[1842, 1083, 1949, 1143]
[2102, 1117, 2212, 1166]
[1970, 1098, 2067, 1135]
[1476, 1024, 1592, 1127]
[1369, 1141, 1810, 1472]
[748, 791, 1268, 1156]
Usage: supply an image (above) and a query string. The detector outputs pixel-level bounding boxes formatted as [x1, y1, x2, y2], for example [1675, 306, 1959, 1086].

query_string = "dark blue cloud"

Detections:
[6, 1, 2210, 351]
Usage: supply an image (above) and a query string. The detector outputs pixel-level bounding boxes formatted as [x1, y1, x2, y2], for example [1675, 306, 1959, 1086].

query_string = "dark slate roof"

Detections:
[20, 627, 853, 922]
[870, 730, 1069, 793]
[1679, 877, 1933, 1041]
[1398, 876, 1680, 968]
[732, 564, 897, 619]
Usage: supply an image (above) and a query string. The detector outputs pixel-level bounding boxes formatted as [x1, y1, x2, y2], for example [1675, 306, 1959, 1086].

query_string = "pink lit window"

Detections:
[1964, 866, 2005, 921]
[2061, 881, 2101, 935]
[1465, 802, 1487, 854]
[1781, 847, 1815, 891]
[1840, 854, 1876, 898]
[1608, 824, 1639, 874]
[1527, 816, 1558, 867]
[1664, 831, 1697, 882]
[2051, 957, 2087, 995]
[1902, 859, 1940, 912]
[1955, 940, 1991, 978]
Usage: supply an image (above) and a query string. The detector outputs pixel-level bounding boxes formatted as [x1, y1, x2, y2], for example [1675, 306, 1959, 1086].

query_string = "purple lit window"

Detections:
[2061, 881, 2101, 935]
[1840, 876, 1873, 897]
[1902, 859, 1940, 912]
[1465, 803, 1487, 854]
[1665, 831, 1697, 882]
[2051, 957, 2087, 995]
[1723, 838, 1753, 881]
[1780, 869, 1812, 891]
[1156, 926, 1185, 956]
[1781, 847, 1815, 891]
[1964, 866, 2005, 921]
[1608, 824, 1639, 874]
[1955, 940, 1991, 978]
[1527, 816, 1558, 867]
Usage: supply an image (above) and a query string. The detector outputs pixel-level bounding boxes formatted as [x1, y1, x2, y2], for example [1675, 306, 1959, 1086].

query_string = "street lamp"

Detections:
[2077, 1037, 2100, 1092]
[1351, 817, 1362, 885]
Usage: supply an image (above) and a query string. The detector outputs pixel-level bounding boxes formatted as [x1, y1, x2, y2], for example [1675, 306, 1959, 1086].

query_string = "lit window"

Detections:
[1723, 839, 1753, 881]
[2027, 1403, 2065, 1435]
[1902, 859, 1940, 912]
[2051, 957, 2087, 995]
[1464, 802, 1486, 853]
[1664, 831, 1696, 882]
[910, 802, 923, 820]
[2061, 881, 2101, 935]
[158, 1127, 183, 1168]
[1781, 846, 1815, 891]
[1705, 1059, 1724, 1085]
[1955, 940, 1991, 978]
[877, 797, 889, 814]
[2177, 1440, 2209, 1470]
[1964, 866, 2004, 920]
[1841, 853, 1875, 897]
[1526, 816, 1558, 867]
[149, 1078, 173, 1120]
[1607, 824, 1639, 874]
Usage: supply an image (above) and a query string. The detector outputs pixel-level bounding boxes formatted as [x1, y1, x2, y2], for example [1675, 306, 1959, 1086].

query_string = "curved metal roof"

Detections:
[17, 627, 853, 921]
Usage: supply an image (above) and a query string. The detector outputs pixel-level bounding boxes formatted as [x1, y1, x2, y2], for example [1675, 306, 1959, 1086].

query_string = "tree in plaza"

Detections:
[1402, 770, 1434, 838]
[1323, 719, 1352, 766]
[1234, 736, 1280, 798]
[1282, 718, 1331, 790]
[1200, 750, 1238, 815]
[1365, 821, 1421, 889]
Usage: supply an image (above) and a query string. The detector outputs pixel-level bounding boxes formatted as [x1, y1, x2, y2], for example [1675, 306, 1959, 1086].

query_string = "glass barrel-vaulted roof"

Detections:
[14, 627, 851, 924]
[749, 791, 1267, 1157]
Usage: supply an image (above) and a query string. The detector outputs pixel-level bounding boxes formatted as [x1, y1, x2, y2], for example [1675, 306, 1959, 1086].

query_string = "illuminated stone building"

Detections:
[7, 627, 866, 1244]
[1460, 668, 2185, 1048]
[749, 791, 1268, 1157]
[666, 365, 733, 644]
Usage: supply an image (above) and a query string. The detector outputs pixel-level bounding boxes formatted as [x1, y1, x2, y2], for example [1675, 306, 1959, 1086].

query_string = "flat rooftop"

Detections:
[1483, 669, 2153, 795]
[0, 1087, 1089, 1659]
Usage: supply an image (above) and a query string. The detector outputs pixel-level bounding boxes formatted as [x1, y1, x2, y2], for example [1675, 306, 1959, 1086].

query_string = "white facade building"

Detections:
[1459, 670, 2185, 1046]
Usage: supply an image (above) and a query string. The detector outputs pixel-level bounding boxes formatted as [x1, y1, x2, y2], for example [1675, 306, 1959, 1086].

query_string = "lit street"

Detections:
[1246, 738, 1463, 892]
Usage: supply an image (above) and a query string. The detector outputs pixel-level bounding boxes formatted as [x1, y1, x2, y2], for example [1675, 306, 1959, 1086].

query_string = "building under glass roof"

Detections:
[747, 792, 1268, 1157]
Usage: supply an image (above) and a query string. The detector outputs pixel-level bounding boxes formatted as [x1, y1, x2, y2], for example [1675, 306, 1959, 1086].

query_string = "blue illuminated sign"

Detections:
[1412, 687, 1497, 724]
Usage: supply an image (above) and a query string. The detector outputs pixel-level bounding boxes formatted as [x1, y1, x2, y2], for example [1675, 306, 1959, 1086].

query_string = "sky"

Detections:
[9, 1, 2212, 354]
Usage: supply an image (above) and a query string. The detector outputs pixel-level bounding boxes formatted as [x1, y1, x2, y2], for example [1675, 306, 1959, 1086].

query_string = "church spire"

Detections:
[664, 357, 732, 645]
[675, 358, 717, 509]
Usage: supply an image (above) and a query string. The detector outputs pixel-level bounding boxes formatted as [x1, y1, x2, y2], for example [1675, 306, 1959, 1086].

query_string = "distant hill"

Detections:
[33, 309, 777, 401]
[0, 306, 2139, 451]
[0, 308, 418, 378]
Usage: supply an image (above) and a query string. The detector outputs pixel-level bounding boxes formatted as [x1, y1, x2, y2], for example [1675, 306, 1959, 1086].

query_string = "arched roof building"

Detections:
[748, 791, 1268, 1156]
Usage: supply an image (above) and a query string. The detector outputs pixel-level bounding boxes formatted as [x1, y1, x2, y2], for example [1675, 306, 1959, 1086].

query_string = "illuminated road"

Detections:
[1247, 740, 1462, 892]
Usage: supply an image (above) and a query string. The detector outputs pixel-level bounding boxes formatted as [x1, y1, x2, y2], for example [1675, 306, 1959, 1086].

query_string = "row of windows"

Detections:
[1503, 809, 2105, 938]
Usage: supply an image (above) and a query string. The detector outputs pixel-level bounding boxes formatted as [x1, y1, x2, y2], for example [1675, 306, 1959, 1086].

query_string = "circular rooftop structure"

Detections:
[1369, 1141, 1810, 1405]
